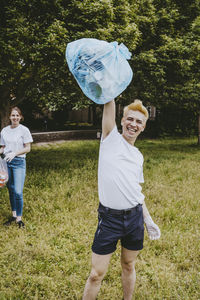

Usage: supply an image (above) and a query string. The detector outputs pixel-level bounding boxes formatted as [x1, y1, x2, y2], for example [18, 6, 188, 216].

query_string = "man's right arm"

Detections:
[102, 100, 116, 140]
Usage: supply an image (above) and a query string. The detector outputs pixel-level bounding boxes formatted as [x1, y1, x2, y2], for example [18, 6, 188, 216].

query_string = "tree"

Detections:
[1, 0, 199, 139]
[0, 0, 140, 128]
[123, 0, 200, 140]
[0, 0, 70, 127]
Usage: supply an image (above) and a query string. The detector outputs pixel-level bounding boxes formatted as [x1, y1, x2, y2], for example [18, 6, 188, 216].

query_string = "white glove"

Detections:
[5, 152, 16, 162]
[144, 215, 161, 240]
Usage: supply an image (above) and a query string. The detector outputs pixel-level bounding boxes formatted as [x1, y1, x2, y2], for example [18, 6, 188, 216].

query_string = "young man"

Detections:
[83, 99, 161, 300]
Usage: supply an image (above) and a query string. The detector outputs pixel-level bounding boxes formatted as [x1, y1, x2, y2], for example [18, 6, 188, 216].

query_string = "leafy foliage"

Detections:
[0, 0, 199, 133]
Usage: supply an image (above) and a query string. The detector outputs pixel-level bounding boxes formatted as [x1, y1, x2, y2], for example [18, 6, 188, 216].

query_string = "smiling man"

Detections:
[83, 99, 161, 300]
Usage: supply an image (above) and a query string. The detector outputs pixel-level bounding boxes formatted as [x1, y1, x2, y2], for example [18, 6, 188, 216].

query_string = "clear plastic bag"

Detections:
[66, 38, 133, 104]
[0, 157, 8, 188]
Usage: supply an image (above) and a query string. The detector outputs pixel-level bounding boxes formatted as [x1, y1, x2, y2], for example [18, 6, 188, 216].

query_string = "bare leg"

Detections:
[83, 251, 112, 300]
[121, 247, 139, 300]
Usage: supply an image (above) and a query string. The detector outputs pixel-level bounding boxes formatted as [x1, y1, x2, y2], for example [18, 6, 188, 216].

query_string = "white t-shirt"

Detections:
[0, 124, 33, 158]
[98, 126, 145, 209]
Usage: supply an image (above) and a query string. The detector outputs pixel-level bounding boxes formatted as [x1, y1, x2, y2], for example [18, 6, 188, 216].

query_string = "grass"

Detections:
[0, 137, 199, 300]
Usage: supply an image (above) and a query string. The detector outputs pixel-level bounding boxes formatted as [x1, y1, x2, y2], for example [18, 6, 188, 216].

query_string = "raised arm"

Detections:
[102, 100, 116, 140]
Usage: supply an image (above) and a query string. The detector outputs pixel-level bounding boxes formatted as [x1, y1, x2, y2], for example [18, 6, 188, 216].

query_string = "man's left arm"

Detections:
[143, 201, 161, 240]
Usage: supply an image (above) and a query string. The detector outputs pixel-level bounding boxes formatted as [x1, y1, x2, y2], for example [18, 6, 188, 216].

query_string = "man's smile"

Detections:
[127, 126, 137, 133]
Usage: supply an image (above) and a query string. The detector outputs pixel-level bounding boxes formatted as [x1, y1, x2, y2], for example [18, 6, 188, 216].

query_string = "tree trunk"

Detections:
[198, 113, 200, 146]
[92, 104, 97, 126]
[116, 103, 122, 125]
[0, 103, 11, 129]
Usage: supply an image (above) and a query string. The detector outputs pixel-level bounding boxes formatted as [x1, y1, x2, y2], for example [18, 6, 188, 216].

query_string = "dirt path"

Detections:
[32, 140, 68, 147]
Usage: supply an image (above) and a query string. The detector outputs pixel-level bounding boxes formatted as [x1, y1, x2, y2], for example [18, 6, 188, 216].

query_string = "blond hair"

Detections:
[123, 99, 149, 120]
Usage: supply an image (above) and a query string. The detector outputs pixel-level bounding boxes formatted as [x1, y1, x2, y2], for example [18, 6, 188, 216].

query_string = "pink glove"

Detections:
[144, 215, 161, 240]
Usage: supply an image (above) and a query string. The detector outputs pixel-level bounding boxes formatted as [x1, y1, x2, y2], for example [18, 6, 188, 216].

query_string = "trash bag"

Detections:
[66, 38, 133, 104]
[0, 157, 8, 188]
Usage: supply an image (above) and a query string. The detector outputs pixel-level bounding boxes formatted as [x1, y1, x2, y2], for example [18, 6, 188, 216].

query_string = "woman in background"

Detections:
[0, 107, 33, 228]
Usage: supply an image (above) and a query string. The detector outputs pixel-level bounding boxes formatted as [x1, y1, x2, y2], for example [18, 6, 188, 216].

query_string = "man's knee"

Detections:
[121, 258, 137, 274]
[121, 248, 139, 274]
[122, 261, 134, 273]
[88, 268, 106, 284]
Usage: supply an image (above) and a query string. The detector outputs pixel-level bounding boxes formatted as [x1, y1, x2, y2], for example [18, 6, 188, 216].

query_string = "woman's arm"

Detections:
[16, 143, 31, 156]
[5, 143, 31, 162]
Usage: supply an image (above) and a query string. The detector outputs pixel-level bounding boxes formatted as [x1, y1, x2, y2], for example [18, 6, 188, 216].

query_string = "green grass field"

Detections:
[0, 138, 199, 300]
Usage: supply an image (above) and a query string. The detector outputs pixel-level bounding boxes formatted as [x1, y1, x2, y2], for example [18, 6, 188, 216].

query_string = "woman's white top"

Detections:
[0, 124, 33, 158]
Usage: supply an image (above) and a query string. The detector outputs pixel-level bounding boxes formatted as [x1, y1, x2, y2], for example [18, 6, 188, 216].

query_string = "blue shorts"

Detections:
[92, 203, 144, 255]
